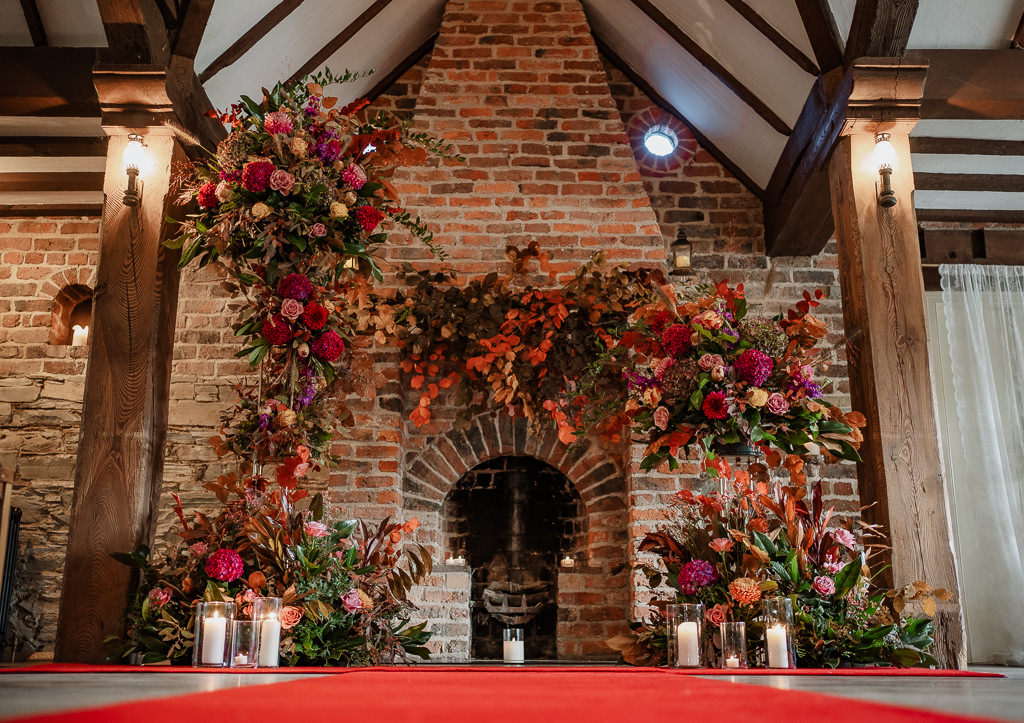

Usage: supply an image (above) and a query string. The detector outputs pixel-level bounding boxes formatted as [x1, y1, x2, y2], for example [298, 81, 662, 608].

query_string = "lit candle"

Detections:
[560, 556, 575, 568]
[201, 611, 227, 665]
[766, 624, 789, 668]
[725, 655, 740, 669]
[676, 621, 699, 666]
[258, 613, 281, 667]
[71, 325, 89, 346]
[233, 653, 248, 666]
[445, 555, 466, 565]
[503, 638, 525, 663]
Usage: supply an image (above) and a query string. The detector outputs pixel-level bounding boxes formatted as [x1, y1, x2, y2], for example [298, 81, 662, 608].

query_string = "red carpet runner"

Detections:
[4, 667, 1005, 723]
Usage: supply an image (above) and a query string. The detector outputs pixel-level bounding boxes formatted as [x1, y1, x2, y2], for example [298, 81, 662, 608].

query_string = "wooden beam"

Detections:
[914, 172, 1024, 193]
[0, 137, 108, 157]
[198, 0, 305, 83]
[0, 172, 105, 193]
[0, 202, 104, 216]
[288, 0, 394, 83]
[95, 0, 172, 66]
[1012, 8, 1023, 49]
[628, 0, 792, 135]
[594, 36, 764, 199]
[19, 0, 48, 46]
[844, 0, 918, 65]
[170, 0, 214, 61]
[719, 0, 818, 75]
[917, 49, 1024, 120]
[0, 48, 99, 117]
[55, 133, 185, 663]
[916, 208, 1024, 224]
[829, 127, 964, 668]
[910, 136, 1024, 156]
[794, 0, 844, 71]
[364, 32, 437, 104]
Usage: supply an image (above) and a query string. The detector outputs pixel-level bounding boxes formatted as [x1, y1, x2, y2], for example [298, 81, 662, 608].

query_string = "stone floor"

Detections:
[0, 666, 1020, 720]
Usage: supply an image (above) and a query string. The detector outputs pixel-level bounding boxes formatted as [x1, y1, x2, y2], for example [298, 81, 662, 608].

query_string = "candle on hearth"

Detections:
[258, 613, 282, 667]
[71, 325, 89, 346]
[233, 653, 248, 666]
[503, 639, 524, 663]
[766, 624, 789, 668]
[446, 555, 466, 565]
[201, 611, 227, 666]
[725, 655, 740, 668]
[676, 621, 699, 666]
[560, 556, 574, 568]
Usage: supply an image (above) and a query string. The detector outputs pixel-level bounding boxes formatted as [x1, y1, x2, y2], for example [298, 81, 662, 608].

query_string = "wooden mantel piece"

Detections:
[827, 59, 966, 667]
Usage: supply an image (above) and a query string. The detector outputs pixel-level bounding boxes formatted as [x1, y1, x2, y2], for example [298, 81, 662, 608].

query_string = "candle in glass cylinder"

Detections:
[258, 613, 282, 667]
[766, 624, 789, 668]
[201, 611, 227, 665]
[725, 655, 740, 668]
[676, 621, 699, 666]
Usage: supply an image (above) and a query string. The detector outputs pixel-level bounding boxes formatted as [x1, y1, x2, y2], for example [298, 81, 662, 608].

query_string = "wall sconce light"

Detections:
[122, 133, 146, 207]
[670, 229, 692, 275]
[873, 133, 898, 208]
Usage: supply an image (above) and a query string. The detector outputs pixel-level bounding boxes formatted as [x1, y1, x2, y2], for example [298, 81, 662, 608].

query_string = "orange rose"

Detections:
[280, 605, 303, 630]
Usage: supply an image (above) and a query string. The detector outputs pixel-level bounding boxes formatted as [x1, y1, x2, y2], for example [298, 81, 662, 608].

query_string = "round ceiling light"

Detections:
[643, 126, 678, 157]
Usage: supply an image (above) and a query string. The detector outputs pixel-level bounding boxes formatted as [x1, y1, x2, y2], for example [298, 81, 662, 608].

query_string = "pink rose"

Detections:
[189, 542, 207, 558]
[310, 222, 327, 237]
[709, 537, 734, 553]
[269, 169, 295, 196]
[148, 587, 171, 608]
[766, 393, 790, 415]
[341, 589, 363, 613]
[832, 528, 856, 550]
[705, 604, 727, 626]
[280, 298, 303, 321]
[698, 353, 723, 371]
[280, 605, 303, 630]
[304, 520, 329, 538]
[812, 576, 836, 597]
[653, 405, 670, 431]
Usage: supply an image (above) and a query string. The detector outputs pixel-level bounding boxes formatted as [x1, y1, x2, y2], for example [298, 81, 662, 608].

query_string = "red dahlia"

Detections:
[262, 314, 292, 345]
[302, 302, 328, 330]
[240, 159, 275, 192]
[733, 348, 773, 386]
[312, 330, 345, 362]
[277, 273, 313, 301]
[661, 323, 693, 358]
[354, 205, 385, 234]
[204, 548, 244, 582]
[196, 181, 218, 209]
[701, 391, 730, 420]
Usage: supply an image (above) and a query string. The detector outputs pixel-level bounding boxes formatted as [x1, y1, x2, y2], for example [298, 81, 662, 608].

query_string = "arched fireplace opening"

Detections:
[441, 455, 586, 660]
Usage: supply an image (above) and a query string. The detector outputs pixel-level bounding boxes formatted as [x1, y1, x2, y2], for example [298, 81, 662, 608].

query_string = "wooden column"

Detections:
[54, 131, 184, 662]
[827, 59, 966, 667]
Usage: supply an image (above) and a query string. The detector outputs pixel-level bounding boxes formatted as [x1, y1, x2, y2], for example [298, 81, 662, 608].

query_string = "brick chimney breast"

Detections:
[391, 0, 665, 279]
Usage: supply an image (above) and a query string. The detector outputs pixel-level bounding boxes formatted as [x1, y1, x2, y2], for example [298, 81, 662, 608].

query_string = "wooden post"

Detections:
[54, 132, 184, 662]
[827, 59, 966, 667]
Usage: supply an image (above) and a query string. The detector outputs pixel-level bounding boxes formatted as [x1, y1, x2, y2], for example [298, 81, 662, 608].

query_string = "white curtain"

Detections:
[939, 264, 1024, 665]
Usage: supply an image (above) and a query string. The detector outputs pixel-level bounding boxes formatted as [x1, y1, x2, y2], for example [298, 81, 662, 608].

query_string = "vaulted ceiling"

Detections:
[1, 0, 1023, 236]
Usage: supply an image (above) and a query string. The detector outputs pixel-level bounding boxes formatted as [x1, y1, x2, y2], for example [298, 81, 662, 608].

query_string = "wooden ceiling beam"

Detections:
[288, 0, 394, 83]
[0, 48, 99, 117]
[914, 172, 1024, 193]
[19, 0, 48, 46]
[95, 0, 172, 66]
[1014, 9, 1024, 48]
[170, 0, 214, 62]
[0, 137, 108, 157]
[910, 137, 1024, 156]
[917, 49, 1024, 120]
[594, 35, 764, 199]
[628, 0, 792, 135]
[198, 0, 306, 83]
[719, 0, 818, 75]
[843, 0, 919, 65]
[794, 0, 844, 72]
[917, 208, 1024, 224]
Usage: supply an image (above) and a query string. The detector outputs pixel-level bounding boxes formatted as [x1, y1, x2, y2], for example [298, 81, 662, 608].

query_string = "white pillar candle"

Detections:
[258, 614, 282, 667]
[766, 624, 789, 668]
[676, 621, 699, 666]
[560, 556, 575, 568]
[725, 655, 740, 668]
[201, 612, 227, 665]
[503, 639, 525, 663]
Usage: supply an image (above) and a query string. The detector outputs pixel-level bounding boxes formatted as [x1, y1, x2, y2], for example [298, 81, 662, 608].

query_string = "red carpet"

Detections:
[3, 668, 1007, 723]
[0, 662, 1002, 676]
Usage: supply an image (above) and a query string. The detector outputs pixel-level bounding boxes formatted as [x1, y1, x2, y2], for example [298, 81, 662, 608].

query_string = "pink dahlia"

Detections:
[702, 391, 729, 420]
[677, 559, 718, 595]
[312, 330, 345, 362]
[204, 548, 244, 582]
[661, 324, 692, 358]
[241, 159, 275, 192]
[264, 111, 293, 136]
[341, 163, 367, 190]
[734, 349, 774, 386]
[277, 273, 314, 301]
[196, 181, 218, 209]
[262, 314, 293, 346]
[354, 205, 385, 234]
[812, 576, 836, 597]
[302, 301, 328, 330]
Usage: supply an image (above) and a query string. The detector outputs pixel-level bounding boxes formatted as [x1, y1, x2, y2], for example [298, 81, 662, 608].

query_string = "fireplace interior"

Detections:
[442, 455, 586, 660]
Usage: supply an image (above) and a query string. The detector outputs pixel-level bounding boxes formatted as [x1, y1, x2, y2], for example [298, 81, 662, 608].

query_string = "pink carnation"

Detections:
[341, 163, 367, 190]
[204, 548, 244, 582]
[240, 159, 275, 193]
[823, 560, 844, 574]
[341, 589, 363, 613]
[264, 111, 293, 136]
[653, 405, 670, 431]
[812, 576, 836, 597]
[269, 169, 295, 196]
[734, 349, 774, 386]
[765, 393, 790, 415]
[304, 521, 329, 538]
[653, 357, 675, 378]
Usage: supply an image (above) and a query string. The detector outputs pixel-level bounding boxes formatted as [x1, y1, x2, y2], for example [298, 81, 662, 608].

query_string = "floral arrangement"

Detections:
[168, 68, 459, 478]
[608, 467, 941, 668]
[604, 280, 866, 471]
[112, 476, 432, 665]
